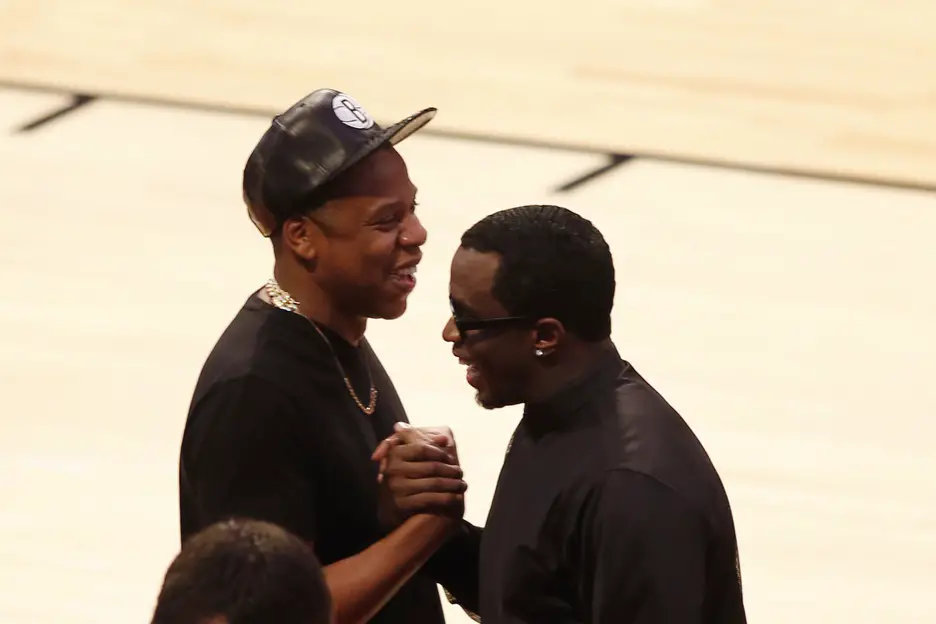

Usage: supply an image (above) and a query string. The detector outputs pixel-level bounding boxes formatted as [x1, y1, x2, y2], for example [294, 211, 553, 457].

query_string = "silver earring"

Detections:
[535, 349, 544, 357]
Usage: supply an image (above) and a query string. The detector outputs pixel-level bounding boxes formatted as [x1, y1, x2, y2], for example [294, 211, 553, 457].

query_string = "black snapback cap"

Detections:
[243, 89, 436, 236]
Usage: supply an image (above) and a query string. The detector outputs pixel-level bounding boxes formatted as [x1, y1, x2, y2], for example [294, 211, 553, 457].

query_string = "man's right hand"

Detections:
[372, 424, 467, 526]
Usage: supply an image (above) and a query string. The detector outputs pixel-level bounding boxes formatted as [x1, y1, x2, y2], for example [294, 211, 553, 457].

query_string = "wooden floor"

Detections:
[1, 2, 935, 623]
[2, 0, 936, 189]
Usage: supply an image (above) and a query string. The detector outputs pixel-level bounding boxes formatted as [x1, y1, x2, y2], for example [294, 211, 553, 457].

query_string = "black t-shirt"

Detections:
[479, 345, 747, 623]
[178, 292, 479, 623]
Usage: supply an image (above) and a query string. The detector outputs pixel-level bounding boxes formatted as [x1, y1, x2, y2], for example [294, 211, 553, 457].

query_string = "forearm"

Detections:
[324, 514, 458, 624]
[426, 520, 482, 614]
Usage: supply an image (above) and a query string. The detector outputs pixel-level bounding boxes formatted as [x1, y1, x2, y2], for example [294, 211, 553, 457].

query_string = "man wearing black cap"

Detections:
[178, 89, 479, 624]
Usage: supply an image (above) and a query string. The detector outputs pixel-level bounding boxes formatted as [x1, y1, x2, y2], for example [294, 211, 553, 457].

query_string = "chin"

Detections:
[475, 391, 516, 411]
[372, 297, 409, 320]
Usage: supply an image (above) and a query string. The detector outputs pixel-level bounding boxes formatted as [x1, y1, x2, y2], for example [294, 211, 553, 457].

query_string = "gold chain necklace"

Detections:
[264, 278, 378, 415]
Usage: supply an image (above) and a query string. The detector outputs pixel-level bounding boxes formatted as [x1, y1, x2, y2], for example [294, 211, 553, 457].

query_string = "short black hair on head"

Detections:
[460, 205, 615, 342]
[150, 519, 331, 624]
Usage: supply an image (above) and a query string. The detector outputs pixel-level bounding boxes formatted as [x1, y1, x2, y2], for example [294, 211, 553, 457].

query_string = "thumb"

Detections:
[371, 438, 390, 461]
[371, 433, 402, 461]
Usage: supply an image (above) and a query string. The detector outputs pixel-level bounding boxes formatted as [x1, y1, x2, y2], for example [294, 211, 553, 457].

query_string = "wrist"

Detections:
[410, 513, 461, 539]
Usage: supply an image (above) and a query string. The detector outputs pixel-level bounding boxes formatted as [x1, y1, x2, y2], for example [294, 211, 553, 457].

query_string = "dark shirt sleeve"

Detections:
[425, 520, 483, 618]
[181, 375, 318, 544]
[577, 469, 707, 624]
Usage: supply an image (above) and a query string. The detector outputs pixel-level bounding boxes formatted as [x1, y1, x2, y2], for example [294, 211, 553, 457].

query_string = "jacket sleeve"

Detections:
[425, 520, 483, 620]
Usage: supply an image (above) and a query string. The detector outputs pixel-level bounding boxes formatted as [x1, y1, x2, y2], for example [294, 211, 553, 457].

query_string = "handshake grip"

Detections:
[373, 423, 468, 525]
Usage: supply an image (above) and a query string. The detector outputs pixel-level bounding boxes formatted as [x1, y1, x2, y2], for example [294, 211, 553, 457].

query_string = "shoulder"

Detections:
[195, 297, 287, 376]
[191, 297, 333, 406]
[599, 364, 725, 494]
[606, 362, 686, 431]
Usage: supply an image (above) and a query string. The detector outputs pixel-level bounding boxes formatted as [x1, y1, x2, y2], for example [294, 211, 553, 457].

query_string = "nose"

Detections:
[442, 316, 460, 343]
[399, 212, 427, 248]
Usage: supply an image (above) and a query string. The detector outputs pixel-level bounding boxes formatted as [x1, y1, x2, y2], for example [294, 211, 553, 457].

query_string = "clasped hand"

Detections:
[371, 422, 467, 527]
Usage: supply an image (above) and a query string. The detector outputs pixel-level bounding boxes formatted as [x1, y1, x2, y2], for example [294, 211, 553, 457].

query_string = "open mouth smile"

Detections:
[459, 358, 482, 388]
[390, 264, 417, 291]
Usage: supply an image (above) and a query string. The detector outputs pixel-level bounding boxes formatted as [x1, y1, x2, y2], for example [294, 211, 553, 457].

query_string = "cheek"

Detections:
[326, 236, 396, 281]
[362, 233, 400, 276]
[475, 338, 532, 381]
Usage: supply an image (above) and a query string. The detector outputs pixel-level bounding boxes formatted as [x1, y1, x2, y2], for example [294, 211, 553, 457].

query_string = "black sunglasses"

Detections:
[449, 297, 533, 337]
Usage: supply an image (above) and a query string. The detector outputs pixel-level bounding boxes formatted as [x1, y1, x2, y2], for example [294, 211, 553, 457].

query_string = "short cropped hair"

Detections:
[151, 519, 331, 624]
[460, 205, 615, 341]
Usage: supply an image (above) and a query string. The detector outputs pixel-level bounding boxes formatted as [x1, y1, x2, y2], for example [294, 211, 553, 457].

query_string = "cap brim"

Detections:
[328, 106, 437, 181]
[386, 107, 437, 146]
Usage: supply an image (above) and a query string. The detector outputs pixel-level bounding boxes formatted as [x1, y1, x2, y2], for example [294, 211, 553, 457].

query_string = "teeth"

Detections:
[394, 265, 417, 276]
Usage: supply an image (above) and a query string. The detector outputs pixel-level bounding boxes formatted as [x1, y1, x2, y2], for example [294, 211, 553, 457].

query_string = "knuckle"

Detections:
[419, 444, 441, 461]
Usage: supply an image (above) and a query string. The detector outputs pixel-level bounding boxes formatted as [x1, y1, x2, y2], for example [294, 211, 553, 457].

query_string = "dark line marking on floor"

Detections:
[555, 154, 635, 192]
[1, 79, 934, 193]
[15, 94, 96, 132]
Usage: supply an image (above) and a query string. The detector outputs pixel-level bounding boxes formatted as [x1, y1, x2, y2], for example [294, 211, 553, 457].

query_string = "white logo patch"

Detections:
[332, 93, 374, 129]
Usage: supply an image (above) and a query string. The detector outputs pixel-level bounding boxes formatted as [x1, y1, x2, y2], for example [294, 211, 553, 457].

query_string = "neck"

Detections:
[526, 338, 614, 404]
[271, 262, 367, 346]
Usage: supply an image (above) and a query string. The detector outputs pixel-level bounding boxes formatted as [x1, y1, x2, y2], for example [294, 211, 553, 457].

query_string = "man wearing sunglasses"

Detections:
[375, 205, 747, 623]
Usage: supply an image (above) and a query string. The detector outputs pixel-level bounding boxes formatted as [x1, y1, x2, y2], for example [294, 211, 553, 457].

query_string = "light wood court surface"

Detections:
[1, 2, 935, 624]
[2, 0, 936, 189]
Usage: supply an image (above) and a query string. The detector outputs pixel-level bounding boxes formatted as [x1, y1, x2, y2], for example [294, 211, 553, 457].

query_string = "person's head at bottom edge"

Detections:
[150, 518, 332, 624]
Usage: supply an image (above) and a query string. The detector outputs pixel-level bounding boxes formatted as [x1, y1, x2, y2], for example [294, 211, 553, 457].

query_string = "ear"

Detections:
[533, 318, 564, 356]
[281, 216, 321, 263]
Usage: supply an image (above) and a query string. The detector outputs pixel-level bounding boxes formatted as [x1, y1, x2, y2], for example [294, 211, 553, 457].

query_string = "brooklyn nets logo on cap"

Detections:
[332, 93, 375, 130]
